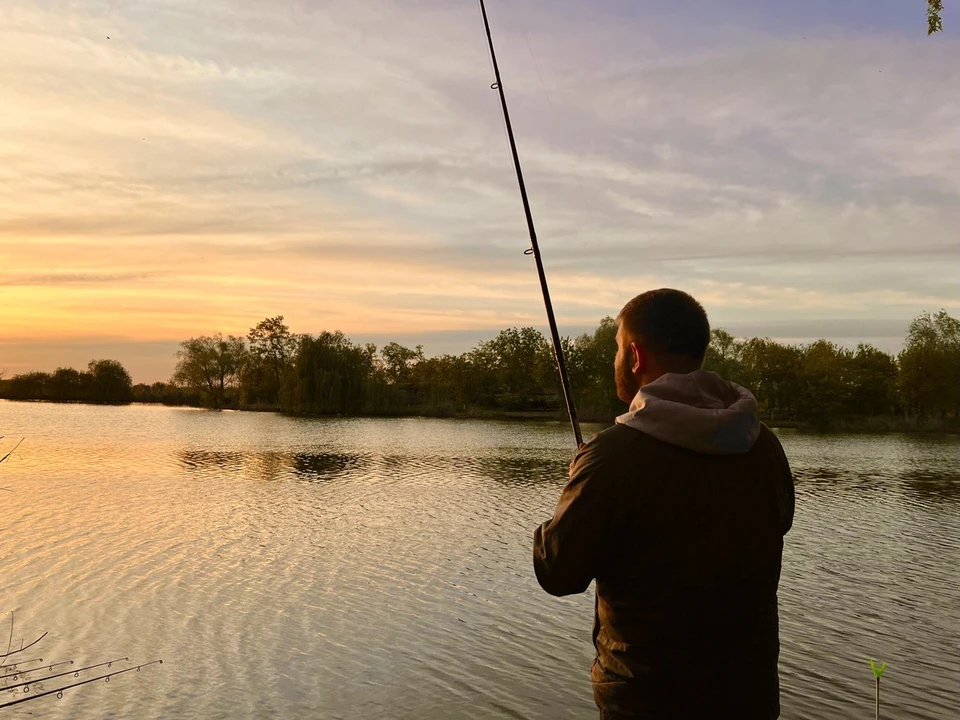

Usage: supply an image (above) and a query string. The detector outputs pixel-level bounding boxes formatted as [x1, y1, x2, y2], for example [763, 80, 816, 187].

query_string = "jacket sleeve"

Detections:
[533, 438, 617, 596]
[769, 432, 795, 536]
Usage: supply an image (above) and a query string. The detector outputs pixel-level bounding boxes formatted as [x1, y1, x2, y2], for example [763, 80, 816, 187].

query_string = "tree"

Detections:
[287, 331, 402, 415]
[897, 310, 960, 419]
[87, 359, 133, 403]
[848, 344, 898, 417]
[407, 353, 472, 413]
[380, 343, 424, 386]
[929, 0, 943, 34]
[172, 334, 247, 409]
[566, 317, 619, 417]
[703, 328, 743, 381]
[471, 327, 554, 410]
[4, 372, 50, 401]
[795, 340, 854, 428]
[132, 381, 202, 406]
[49, 367, 88, 402]
[738, 338, 802, 418]
[245, 316, 299, 405]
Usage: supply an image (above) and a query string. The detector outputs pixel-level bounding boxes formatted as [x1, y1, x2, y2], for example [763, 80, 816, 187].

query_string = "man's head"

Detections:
[614, 289, 710, 402]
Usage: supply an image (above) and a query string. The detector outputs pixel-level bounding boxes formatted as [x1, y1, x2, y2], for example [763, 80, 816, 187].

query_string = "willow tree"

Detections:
[897, 310, 960, 420]
[87, 359, 134, 403]
[172, 334, 247, 409]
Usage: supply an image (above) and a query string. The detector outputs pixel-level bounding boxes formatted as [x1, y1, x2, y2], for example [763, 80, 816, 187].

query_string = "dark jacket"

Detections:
[533, 371, 794, 719]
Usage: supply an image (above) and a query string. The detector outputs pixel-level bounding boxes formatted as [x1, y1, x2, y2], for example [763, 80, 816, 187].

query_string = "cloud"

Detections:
[0, 272, 162, 286]
[0, 0, 957, 380]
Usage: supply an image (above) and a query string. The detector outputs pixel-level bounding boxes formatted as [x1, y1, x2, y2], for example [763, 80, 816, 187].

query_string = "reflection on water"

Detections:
[291, 450, 367, 482]
[180, 448, 369, 484]
[181, 449, 246, 472]
[0, 403, 957, 720]
[793, 466, 846, 483]
[902, 468, 960, 502]
[473, 454, 570, 487]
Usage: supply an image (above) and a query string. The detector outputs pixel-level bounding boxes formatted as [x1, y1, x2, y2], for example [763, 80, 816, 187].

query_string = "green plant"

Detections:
[869, 659, 888, 720]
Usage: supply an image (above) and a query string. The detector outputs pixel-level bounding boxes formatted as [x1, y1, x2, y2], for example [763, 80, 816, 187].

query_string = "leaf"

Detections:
[869, 659, 888, 678]
[928, 0, 944, 35]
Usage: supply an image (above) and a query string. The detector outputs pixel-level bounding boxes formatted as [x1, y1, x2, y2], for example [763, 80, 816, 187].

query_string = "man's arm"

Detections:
[768, 430, 795, 536]
[533, 438, 617, 596]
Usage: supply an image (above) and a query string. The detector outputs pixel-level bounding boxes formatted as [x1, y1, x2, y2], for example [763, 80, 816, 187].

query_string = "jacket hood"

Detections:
[615, 369, 760, 454]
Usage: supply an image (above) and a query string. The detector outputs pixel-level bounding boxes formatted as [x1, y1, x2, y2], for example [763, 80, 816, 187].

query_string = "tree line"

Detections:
[1, 311, 957, 430]
[0, 359, 135, 404]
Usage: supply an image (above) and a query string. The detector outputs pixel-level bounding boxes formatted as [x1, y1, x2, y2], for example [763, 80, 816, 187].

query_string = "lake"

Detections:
[1, 401, 957, 719]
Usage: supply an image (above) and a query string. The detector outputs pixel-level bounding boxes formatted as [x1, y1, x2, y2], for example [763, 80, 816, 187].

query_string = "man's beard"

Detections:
[614, 350, 641, 404]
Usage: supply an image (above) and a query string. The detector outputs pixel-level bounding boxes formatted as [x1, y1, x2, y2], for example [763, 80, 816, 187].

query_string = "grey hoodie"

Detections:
[616, 369, 760, 455]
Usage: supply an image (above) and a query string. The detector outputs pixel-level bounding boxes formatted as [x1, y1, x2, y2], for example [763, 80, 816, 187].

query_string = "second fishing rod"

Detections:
[477, 0, 583, 450]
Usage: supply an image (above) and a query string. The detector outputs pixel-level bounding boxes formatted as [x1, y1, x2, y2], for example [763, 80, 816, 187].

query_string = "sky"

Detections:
[1, 0, 958, 383]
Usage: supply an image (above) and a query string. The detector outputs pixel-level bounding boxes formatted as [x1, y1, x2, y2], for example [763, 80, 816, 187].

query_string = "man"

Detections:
[533, 288, 794, 719]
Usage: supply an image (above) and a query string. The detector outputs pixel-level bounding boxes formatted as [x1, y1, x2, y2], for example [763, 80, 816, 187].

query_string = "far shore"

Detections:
[3, 397, 956, 435]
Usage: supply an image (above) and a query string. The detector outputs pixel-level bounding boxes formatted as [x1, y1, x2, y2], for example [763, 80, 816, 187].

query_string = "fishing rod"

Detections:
[0, 658, 73, 682]
[0, 659, 163, 709]
[5, 656, 127, 687]
[477, 0, 582, 449]
[0, 616, 163, 711]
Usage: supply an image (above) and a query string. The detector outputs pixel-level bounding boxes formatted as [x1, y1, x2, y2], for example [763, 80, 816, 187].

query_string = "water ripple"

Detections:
[0, 405, 956, 719]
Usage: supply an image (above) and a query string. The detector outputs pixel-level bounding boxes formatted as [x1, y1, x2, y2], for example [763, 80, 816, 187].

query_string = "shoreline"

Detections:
[2, 398, 957, 435]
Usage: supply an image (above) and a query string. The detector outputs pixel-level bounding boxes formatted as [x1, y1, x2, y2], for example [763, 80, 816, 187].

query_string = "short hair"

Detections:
[617, 289, 710, 360]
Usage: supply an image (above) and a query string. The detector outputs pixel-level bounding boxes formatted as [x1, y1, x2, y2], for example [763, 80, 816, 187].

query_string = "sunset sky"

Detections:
[2, 0, 958, 383]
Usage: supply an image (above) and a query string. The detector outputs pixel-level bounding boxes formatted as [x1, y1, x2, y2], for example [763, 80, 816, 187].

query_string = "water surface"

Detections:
[1, 402, 957, 719]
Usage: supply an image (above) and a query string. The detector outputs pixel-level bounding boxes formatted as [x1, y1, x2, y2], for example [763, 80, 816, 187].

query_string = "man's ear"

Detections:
[630, 342, 645, 374]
